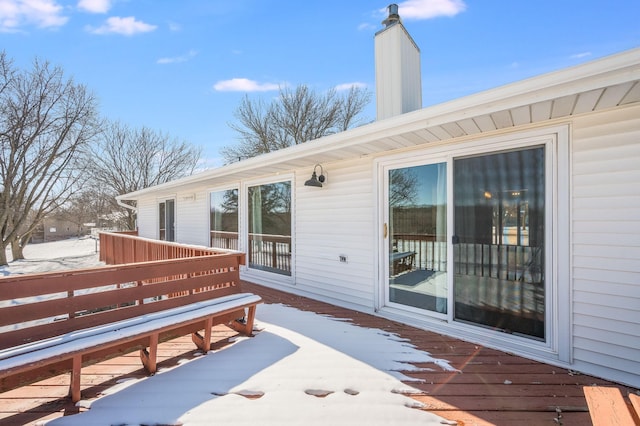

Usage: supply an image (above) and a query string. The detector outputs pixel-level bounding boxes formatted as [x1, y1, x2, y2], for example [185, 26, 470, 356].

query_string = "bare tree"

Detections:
[85, 121, 202, 230]
[222, 85, 371, 162]
[389, 168, 419, 207]
[0, 52, 100, 265]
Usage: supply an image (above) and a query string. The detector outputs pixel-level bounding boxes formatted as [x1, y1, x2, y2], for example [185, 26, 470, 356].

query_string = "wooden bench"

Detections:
[583, 386, 640, 425]
[0, 253, 261, 402]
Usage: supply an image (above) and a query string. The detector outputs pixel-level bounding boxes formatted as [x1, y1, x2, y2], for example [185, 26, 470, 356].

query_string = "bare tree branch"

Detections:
[84, 121, 202, 230]
[222, 85, 371, 163]
[0, 53, 99, 265]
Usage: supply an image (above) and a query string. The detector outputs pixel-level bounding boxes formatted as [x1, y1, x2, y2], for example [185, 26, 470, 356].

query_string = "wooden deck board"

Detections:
[1, 280, 638, 425]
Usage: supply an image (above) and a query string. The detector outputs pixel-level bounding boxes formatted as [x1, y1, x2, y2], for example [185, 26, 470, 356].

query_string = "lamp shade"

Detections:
[304, 171, 323, 187]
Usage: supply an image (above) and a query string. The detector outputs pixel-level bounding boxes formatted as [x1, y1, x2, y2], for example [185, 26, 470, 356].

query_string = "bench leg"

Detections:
[69, 355, 82, 402]
[192, 317, 213, 353]
[226, 307, 256, 336]
[140, 333, 159, 374]
[244, 305, 257, 336]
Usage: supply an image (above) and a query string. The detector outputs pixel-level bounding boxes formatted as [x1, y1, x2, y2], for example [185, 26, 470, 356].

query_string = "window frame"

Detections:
[375, 125, 570, 361]
[208, 186, 240, 250]
[157, 197, 176, 242]
[241, 174, 295, 283]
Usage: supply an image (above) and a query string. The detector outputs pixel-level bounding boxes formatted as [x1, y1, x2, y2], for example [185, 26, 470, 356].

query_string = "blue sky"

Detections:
[2, 0, 639, 169]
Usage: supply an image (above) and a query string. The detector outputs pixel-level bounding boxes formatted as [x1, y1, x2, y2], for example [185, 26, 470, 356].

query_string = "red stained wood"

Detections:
[1, 271, 638, 425]
[584, 386, 639, 426]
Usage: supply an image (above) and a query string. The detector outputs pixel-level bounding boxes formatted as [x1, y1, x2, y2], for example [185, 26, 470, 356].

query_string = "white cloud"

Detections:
[570, 51, 592, 59]
[77, 0, 111, 14]
[334, 82, 367, 91]
[0, 0, 68, 32]
[383, 0, 467, 20]
[87, 16, 157, 35]
[213, 78, 280, 92]
[157, 49, 198, 65]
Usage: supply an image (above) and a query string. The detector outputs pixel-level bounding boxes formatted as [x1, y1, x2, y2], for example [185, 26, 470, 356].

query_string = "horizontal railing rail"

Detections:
[0, 253, 243, 351]
[100, 231, 245, 266]
[210, 231, 239, 250]
[248, 233, 291, 275]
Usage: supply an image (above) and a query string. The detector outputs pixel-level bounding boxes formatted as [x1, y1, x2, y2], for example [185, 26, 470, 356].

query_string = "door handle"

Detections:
[383, 223, 388, 239]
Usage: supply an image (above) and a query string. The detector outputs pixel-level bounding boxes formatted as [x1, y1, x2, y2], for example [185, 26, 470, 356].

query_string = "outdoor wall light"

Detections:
[304, 164, 326, 188]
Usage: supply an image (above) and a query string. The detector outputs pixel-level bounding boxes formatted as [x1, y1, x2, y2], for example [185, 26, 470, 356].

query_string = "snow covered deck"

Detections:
[1, 280, 637, 425]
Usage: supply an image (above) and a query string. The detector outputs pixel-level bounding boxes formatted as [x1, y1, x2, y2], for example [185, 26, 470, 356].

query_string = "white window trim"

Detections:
[375, 124, 571, 363]
[241, 174, 296, 285]
[156, 196, 177, 242]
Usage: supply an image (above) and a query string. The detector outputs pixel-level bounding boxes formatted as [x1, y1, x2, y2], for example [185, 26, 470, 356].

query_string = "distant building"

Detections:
[31, 218, 89, 243]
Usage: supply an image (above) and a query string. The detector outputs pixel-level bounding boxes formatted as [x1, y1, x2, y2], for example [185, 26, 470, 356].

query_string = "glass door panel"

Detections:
[453, 147, 545, 340]
[388, 162, 447, 313]
[210, 189, 239, 249]
[247, 181, 292, 276]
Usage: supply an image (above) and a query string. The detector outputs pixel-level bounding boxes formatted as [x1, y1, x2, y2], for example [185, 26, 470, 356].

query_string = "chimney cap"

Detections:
[382, 4, 400, 27]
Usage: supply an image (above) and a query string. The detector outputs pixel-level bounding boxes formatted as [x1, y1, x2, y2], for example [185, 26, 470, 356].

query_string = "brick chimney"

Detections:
[375, 4, 422, 120]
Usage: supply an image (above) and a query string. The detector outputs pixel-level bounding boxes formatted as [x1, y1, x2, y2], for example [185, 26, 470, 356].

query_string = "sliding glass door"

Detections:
[453, 147, 545, 340]
[386, 162, 448, 314]
[384, 145, 547, 341]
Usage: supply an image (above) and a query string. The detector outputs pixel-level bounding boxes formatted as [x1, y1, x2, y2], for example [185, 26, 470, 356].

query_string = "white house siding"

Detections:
[175, 192, 209, 247]
[291, 158, 377, 308]
[571, 104, 640, 388]
[136, 196, 158, 239]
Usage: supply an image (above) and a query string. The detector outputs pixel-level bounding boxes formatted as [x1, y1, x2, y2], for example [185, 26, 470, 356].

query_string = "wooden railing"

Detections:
[248, 233, 291, 275]
[393, 233, 444, 272]
[0, 254, 244, 350]
[453, 243, 542, 283]
[210, 231, 239, 250]
[0, 237, 259, 400]
[208, 231, 291, 275]
[392, 233, 542, 283]
[100, 231, 245, 266]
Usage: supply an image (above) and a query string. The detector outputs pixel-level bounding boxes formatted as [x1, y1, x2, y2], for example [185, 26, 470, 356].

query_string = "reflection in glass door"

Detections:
[453, 147, 545, 340]
[387, 163, 447, 313]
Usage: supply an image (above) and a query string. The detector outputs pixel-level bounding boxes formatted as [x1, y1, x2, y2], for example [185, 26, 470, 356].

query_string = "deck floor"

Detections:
[1, 280, 637, 425]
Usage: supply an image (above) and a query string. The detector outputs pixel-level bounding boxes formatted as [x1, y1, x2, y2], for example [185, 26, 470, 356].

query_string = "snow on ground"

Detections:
[2, 239, 457, 425]
[1, 237, 101, 277]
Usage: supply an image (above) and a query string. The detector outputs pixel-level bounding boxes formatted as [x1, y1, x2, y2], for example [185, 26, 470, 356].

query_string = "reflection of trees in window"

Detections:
[248, 182, 291, 236]
[210, 189, 238, 232]
[247, 181, 292, 275]
[210, 189, 238, 249]
[389, 168, 418, 207]
[389, 165, 446, 239]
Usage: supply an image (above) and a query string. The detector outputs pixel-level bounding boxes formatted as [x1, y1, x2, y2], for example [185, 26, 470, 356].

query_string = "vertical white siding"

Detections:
[571, 105, 640, 387]
[293, 158, 376, 308]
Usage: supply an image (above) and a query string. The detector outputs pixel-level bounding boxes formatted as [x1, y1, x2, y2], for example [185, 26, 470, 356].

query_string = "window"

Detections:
[158, 199, 175, 242]
[453, 147, 546, 340]
[388, 162, 448, 314]
[247, 181, 292, 276]
[210, 189, 239, 250]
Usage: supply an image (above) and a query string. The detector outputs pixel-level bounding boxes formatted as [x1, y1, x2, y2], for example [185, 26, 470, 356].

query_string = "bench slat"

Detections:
[583, 386, 638, 426]
[0, 254, 239, 299]
[0, 270, 238, 327]
[0, 283, 243, 351]
[629, 394, 640, 424]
